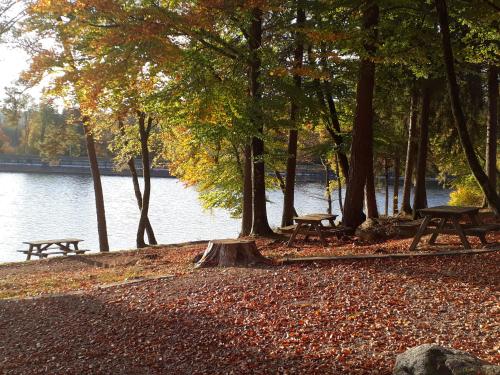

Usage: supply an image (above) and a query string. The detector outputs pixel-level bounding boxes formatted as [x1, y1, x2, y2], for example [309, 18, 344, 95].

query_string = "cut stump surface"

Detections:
[194, 239, 271, 268]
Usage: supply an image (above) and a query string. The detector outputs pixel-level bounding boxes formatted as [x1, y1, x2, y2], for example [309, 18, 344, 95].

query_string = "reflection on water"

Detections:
[0, 172, 451, 263]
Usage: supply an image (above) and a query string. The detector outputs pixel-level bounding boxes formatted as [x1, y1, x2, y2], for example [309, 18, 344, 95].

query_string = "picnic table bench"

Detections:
[287, 213, 338, 248]
[18, 238, 87, 260]
[408, 206, 499, 251]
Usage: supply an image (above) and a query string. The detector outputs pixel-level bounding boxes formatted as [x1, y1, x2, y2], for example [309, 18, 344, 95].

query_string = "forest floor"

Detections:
[0, 231, 499, 374]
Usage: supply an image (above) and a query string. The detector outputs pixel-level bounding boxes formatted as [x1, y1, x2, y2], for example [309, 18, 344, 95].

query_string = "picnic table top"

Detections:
[23, 238, 84, 245]
[417, 205, 479, 217]
[294, 213, 337, 222]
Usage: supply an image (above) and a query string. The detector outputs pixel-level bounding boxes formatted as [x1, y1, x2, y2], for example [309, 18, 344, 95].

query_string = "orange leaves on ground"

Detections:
[0, 236, 498, 373]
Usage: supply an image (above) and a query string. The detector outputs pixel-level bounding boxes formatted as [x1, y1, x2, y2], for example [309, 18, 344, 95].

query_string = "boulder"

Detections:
[355, 218, 399, 242]
[393, 344, 500, 375]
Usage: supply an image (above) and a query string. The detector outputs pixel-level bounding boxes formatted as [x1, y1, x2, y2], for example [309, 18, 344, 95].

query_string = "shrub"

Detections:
[448, 175, 484, 206]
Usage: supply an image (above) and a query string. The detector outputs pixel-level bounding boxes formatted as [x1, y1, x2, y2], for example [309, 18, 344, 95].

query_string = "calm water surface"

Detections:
[0, 172, 451, 263]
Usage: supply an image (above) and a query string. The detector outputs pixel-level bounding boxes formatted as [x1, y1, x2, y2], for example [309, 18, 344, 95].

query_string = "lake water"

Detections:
[0, 172, 451, 263]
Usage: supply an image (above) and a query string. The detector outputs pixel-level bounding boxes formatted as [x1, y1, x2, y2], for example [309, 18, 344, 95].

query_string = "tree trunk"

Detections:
[322, 76, 350, 178]
[393, 155, 400, 215]
[194, 239, 271, 268]
[82, 117, 109, 252]
[240, 144, 253, 236]
[127, 158, 157, 245]
[384, 158, 389, 216]
[413, 85, 430, 218]
[275, 170, 298, 217]
[309, 45, 350, 179]
[282, 1, 305, 227]
[435, 0, 500, 215]
[118, 119, 157, 245]
[401, 89, 419, 215]
[335, 153, 344, 215]
[249, 7, 273, 235]
[321, 158, 332, 214]
[365, 163, 379, 219]
[136, 113, 153, 248]
[342, 0, 378, 228]
[485, 65, 498, 208]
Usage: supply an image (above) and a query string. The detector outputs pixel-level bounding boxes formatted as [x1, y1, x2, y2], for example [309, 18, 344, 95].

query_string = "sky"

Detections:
[0, 1, 43, 101]
[0, 42, 42, 100]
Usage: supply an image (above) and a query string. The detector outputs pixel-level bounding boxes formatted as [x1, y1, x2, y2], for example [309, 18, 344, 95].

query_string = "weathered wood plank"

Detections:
[22, 239, 84, 245]
[281, 247, 500, 264]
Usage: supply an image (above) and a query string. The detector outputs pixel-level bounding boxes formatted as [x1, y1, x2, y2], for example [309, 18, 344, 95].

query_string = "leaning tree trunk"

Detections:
[136, 113, 153, 248]
[413, 85, 430, 218]
[83, 117, 109, 252]
[485, 65, 498, 209]
[343, 0, 379, 228]
[282, 0, 305, 227]
[309, 45, 350, 179]
[393, 155, 400, 215]
[324, 88, 350, 179]
[401, 89, 419, 215]
[194, 239, 271, 268]
[435, 0, 500, 215]
[240, 145, 253, 236]
[249, 7, 273, 235]
[127, 158, 157, 245]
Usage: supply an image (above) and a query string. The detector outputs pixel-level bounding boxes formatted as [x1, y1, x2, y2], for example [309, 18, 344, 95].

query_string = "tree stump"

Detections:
[194, 239, 271, 268]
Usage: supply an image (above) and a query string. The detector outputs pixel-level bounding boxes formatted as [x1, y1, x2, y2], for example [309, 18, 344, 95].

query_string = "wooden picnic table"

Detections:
[20, 238, 85, 260]
[408, 205, 487, 251]
[287, 213, 337, 248]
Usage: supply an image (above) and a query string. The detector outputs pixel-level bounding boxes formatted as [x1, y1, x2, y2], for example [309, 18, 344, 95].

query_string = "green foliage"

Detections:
[15, 0, 499, 217]
[448, 175, 484, 206]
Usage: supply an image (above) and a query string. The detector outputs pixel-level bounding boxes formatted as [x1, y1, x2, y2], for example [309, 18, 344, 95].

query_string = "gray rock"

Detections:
[355, 218, 387, 242]
[393, 344, 500, 375]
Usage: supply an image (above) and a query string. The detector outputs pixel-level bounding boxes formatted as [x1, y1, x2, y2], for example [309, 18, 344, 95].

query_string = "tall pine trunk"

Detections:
[282, 0, 305, 227]
[83, 117, 109, 252]
[485, 65, 498, 209]
[343, 0, 379, 228]
[435, 0, 500, 215]
[249, 7, 273, 235]
[401, 89, 419, 215]
[413, 85, 430, 218]
[136, 113, 153, 248]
